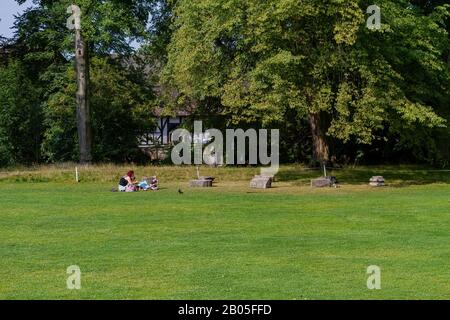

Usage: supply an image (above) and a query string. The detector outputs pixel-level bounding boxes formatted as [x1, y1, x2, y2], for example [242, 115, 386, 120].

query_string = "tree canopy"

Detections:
[0, 0, 157, 165]
[0, 0, 449, 166]
[164, 0, 450, 164]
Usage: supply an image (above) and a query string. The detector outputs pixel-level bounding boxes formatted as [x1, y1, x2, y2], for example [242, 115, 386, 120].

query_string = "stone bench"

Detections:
[311, 176, 338, 188]
[370, 176, 385, 187]
[190, 179, 213, 188]
[250, 175, 273, 189]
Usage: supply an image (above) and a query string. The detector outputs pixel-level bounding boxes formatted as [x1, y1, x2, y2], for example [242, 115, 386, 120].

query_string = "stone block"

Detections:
[250, 175, 273, 189]
[311, 176, 337, 188]
[190, 179, 213, 188]
[370, 176, 385, 187]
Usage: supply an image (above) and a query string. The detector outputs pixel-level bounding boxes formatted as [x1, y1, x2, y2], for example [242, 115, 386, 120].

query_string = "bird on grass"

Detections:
[178, 188, 184, 194]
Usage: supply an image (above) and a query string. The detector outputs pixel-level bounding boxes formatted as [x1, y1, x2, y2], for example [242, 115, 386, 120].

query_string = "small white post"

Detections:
[196, 166, 200, 179]
[323, 163, 327, 177]
[75, 166, 79, 182]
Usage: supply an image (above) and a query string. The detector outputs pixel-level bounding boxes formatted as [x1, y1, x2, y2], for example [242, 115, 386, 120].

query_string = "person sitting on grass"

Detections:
[118, 170, 137, 192]
[138, 176, 159, 191]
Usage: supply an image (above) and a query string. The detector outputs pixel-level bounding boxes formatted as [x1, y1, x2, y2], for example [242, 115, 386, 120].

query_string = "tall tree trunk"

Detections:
[75, 29, 92, 164]
[309, 112, 329, 165]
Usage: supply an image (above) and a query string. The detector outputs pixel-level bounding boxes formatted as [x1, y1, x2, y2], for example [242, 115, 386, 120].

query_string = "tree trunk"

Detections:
[309, 112, 329, 165]
[75, 29, 92, 164]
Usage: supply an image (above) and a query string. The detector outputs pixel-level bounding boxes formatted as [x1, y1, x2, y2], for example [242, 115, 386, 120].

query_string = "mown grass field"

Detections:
[1, 165, 450, 299]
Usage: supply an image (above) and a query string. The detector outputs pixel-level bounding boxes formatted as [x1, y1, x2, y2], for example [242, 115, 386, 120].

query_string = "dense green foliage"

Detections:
[0, 0, 449, 166]
[41, 57, 155, 163]
[164, 0, 450, 164]
[0, 60, 43, 165]
[0, 0, 157, 166]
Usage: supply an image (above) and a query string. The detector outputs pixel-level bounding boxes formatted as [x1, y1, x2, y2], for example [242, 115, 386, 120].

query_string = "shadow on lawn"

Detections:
[276, 166, 450, 187]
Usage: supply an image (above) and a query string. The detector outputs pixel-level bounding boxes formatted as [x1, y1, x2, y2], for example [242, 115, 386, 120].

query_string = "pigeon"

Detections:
[178, 188, 184, 194]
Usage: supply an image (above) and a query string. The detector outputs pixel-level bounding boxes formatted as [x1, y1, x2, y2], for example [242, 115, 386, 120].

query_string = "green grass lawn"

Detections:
[1, 166, 450, 299]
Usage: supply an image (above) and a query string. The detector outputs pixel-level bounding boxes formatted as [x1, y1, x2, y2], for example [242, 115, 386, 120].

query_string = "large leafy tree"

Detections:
[164, 0, 450, 164]
[8, 0, 157, 162]
[41, 56, 155, 162]
[12, 0, 155, 163]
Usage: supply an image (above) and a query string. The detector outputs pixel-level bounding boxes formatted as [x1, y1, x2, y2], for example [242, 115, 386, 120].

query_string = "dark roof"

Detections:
[152, 106, 192, 118]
